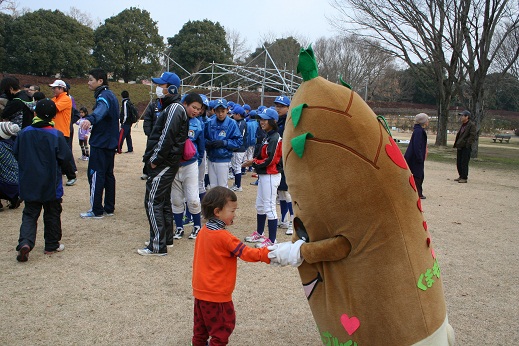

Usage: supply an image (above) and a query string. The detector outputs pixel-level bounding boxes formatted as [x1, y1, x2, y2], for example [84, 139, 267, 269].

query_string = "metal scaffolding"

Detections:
[164, 46, 303, 105]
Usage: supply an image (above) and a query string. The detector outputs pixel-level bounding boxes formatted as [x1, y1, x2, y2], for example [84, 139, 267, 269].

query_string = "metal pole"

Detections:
[210, 63, 214, 99]
[261, 49, 267, 106]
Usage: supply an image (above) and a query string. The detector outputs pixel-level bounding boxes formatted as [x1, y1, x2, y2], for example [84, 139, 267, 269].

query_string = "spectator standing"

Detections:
[0, 122, 21, 210]
[14, 98, 72, 262]
[453, 110, 477, 183]
[138, 71, 189, 256]
[118, 90, 134, 153]
[229, 106, 247, 192]
[191, 186, 270, 346]
[49, 79, 77, 186]
[404, 113, 429, 199]
[0, 76, 34, 128]
[27, 85, 40, 99]
[79, 68, 120, 219]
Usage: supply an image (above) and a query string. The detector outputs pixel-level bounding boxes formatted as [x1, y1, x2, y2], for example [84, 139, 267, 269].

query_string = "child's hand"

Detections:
[267, 240, 305, 267]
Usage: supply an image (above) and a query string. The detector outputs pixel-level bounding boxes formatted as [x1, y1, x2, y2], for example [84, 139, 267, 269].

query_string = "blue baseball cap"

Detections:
[243, 104, 251, 111]
[274, 95, 290, 106]
[152, 72, 181, 87]
[258, 108, 279, 121]
[232, 106, 245, 116]
[213, 98, 228, 109]
[199, 94, 209, 108]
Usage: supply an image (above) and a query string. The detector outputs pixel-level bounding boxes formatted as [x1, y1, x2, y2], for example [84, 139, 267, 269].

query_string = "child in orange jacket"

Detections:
[191, 186, 271, 346]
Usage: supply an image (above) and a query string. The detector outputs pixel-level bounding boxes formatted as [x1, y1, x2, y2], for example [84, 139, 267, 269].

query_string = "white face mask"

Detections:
[155, 85, 164, 99]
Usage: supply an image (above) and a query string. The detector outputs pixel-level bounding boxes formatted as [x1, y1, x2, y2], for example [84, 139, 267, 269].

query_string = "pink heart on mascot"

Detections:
[340, 313, 361, 336]
[385, 137, 407, 169]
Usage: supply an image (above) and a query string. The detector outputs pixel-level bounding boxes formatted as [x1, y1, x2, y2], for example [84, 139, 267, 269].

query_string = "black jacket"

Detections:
[142, 94, 188, 167]
[1, 90, 33, 128]
[142, 98, 162, 137]
[454, 121, 477, 149]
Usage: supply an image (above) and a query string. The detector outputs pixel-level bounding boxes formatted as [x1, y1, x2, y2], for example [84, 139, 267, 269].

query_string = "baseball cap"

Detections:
[152, 72, 181, 87]
[49, 79, 67, 88]
[243, 104, 251, 111]
[35, 98, 57, 120]
[232, 106, 245, 116]
[274, 95, 290, 106]
[458, 110, 471, 117]
[213, 99, 228, 109]
[258, 108, 279, 121]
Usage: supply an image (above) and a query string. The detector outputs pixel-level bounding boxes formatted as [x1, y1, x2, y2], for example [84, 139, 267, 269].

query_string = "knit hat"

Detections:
[414, 113, 429, 125]
[35, 98, 57, 120]
[0, 122, 20, 139]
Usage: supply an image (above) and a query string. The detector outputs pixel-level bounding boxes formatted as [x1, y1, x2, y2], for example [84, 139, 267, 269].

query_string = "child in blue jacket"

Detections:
[14, 98, 72, 262]
[204, 99, 242, 188]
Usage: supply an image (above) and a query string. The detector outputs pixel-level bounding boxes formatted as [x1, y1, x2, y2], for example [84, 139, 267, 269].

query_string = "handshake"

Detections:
[267, 240, 305, 267]
[205, 140, 225, 149]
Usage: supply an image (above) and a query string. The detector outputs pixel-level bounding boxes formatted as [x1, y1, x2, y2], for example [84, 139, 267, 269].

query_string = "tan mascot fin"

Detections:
[273, 45, 455, 345]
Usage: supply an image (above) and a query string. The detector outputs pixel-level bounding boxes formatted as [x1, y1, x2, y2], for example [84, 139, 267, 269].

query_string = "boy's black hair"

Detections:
[79, 106, 88, 115]
[121, 90, 129, 98]
[183, 93, 203, 106]
[32, 91, 46, 101]
[0, 76, 20, 94]
[201, 186, 237, 219]
[89, 68, 108, 86]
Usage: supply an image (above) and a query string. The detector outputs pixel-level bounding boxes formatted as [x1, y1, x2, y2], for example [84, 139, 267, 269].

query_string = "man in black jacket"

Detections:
[118, 90, 134, 153]
[453, 110, 477, 183]
[138, 73, 198, 256]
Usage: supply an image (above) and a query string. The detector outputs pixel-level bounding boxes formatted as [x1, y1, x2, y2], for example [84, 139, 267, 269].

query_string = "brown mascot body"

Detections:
[272, 47, 454, 345]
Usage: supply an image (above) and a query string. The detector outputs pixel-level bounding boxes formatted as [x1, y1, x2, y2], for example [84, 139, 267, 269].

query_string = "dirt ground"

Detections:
[1, 125, 518, 345]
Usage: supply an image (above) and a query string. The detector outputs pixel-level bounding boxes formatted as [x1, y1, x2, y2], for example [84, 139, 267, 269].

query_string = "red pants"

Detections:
[192, 299, 236, 346]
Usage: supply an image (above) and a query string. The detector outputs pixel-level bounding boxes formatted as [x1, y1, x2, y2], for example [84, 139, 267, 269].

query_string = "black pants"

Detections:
[88, 147, 116, 216]
[456, 147, 471, 179]
[413, 176, 424, 197]
[17, 199, 62, 252]
[144, 164, 178, 253]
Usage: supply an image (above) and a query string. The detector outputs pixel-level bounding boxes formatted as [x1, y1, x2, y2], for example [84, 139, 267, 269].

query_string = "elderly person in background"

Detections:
[404, 113, 429, 199]
[0, 121, 22, 210]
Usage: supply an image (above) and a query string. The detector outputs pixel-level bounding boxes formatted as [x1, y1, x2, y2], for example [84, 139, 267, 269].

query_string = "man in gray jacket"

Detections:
[453, 110, 477, 183]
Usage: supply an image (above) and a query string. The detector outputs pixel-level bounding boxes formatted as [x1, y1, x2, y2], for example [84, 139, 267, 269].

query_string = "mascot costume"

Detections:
[268, 46, 455, 345]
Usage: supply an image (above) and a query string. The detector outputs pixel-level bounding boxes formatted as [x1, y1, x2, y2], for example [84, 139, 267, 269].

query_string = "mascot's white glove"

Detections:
[267, 240, 305, 267]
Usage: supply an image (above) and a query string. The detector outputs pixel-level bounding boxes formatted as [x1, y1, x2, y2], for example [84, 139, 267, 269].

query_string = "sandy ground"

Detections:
[1, 125, 518, 345]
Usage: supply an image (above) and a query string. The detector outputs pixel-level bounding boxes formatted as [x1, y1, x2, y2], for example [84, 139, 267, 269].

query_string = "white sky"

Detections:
[17, 0, 339, 51]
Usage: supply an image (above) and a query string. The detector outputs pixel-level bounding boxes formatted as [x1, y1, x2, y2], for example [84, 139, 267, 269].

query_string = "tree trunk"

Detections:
[434, 93, 453, 147]
[470, 89, 485, 158]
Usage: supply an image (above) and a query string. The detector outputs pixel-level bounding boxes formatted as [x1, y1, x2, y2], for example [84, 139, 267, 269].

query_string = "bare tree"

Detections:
[314, 35, 396, 100]
[225, 28, 250, 63]
[492, 24, 519, 78]
[459, 0, 519, 157]
[330, 0, 465, 146]
[67, 7, 98, 29]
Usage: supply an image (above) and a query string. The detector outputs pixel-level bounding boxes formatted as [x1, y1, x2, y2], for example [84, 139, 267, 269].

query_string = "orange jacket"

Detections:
[52, 93, 72, 137]
[192, 225, 270, 302]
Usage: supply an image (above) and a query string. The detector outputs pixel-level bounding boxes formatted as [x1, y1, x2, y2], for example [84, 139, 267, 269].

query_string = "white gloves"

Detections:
[268, 240, 305, 267]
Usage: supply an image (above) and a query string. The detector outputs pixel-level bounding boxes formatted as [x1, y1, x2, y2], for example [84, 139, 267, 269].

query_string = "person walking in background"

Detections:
[79, 68, 120, 219]
[49, 79, 77, 186]
[139, 72, 190, 256]
[404, 113, 429, 199]
[242, 108, 283, 249]
[0, 121, 21, 210]
[453, 110, 477, 184]
[76, 107, 91, 161]
[118, 90, 135, 154]
[14, 98, 72, 262]
[191, 186, 270, 346]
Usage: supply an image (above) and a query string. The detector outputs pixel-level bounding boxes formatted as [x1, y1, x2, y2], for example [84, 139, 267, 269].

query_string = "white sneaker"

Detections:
[189, 226, 201, 239]
[44, 243, 65, 254]
[173, 228, 184, 239]
[230, 185, 242, 192]
[137, 248, 167, 256]
[244, 231, 265, 243]
[140, 174, 148, 180]
[285, 221, 293, 235]
[144, 241, 173, 248]
[277, 220, 289, 229]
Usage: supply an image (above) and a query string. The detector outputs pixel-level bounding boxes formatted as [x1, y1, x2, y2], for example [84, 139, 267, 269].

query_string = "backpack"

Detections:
[127, 100, 139, 123]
